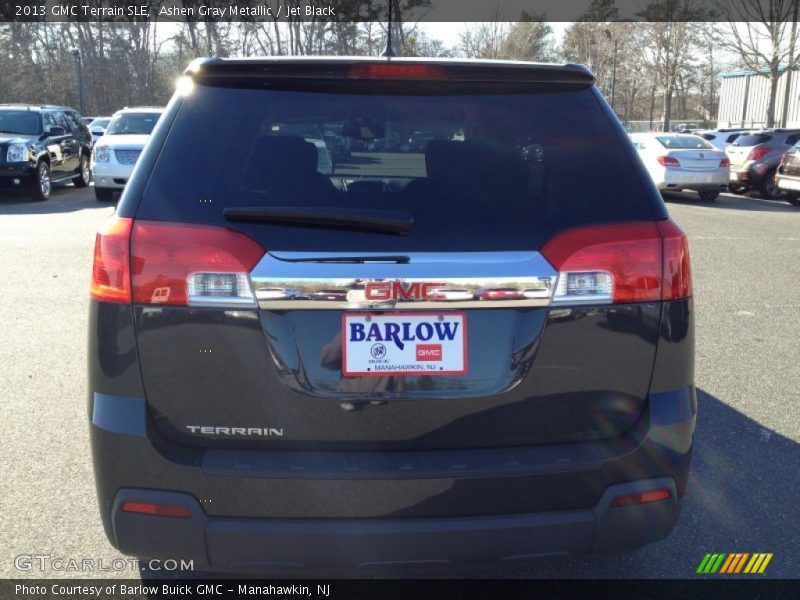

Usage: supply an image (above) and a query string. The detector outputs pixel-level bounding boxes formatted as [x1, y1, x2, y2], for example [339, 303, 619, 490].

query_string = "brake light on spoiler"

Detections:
[541, 220, 691, 305]
[347, 63, 447, 80]
[90, 217, 265, 306]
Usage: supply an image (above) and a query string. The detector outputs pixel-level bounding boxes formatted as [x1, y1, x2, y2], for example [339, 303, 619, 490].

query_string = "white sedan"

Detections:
[630, 133, 729, 201]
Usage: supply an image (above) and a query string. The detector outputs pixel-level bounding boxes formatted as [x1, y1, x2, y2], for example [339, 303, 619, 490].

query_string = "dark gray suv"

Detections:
[88, 57, 695, 572]
[726, 128, 800, 199]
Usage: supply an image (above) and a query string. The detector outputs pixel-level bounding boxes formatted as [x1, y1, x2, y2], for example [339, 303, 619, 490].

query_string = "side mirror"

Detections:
[47, 126, 66, 137]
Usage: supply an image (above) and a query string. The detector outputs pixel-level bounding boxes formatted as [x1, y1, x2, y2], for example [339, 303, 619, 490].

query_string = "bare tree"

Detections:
[717, 0, 800, 127]
[637, 1, 708, 131]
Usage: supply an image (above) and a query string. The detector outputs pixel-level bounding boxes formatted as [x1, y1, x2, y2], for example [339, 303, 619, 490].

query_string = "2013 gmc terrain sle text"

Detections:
[88, 57, 695, 572]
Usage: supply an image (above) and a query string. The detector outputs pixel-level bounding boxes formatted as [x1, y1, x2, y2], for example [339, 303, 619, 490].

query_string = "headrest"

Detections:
[250, 136, 319, 179]
[424, 140, 528, 190]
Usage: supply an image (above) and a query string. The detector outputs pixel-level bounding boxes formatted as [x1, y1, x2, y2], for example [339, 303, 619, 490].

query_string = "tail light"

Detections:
[719, 157, 730, 167]
[657, 155, 680, 167]
[347, 63, 447, 80]
[90, 216, 133, 303]
[748, 147, 770, 161]
[541, 220, 691, 305]
[131, 222, 265, 306]
[780, 152, 789, 168]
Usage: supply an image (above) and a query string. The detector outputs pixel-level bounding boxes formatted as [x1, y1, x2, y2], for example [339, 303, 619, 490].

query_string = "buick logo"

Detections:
[370, 343, 387, 359]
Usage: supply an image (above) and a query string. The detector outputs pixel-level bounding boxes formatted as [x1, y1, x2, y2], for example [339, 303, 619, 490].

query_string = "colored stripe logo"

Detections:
[697, 553, 773, 574]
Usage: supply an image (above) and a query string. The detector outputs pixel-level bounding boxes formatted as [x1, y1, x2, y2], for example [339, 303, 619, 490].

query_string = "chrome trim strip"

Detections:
[251, 251, 556, 310]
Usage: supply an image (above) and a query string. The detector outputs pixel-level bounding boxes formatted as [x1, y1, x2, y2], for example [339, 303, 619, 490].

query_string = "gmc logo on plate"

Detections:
[364, 281, 444, 301]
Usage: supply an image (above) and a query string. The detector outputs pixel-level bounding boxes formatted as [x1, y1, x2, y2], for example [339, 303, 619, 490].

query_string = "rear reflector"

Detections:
[720, 157, 730, 167]
[121, 501, 191, 518]
[611, 489, 671, 508]
[657, 156, 680, 167]
[90, 216, 133, 303]
[131, 222, 265, 307]
[347, 63, 447, 80]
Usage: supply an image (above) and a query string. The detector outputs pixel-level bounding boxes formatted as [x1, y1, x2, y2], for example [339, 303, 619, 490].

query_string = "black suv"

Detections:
[0, 105, 92, 201]
[89, 58, 695, 571]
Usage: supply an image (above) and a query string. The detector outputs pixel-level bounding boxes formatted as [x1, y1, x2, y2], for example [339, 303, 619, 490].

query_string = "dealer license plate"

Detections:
[342, 312, 467, 377]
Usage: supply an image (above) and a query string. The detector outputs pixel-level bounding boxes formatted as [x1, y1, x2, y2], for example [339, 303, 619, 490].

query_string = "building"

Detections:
[717, 66, 800, 129]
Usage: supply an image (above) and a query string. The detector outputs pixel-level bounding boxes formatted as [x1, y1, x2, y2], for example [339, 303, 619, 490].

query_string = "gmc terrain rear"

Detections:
[89, 57, 695, 571]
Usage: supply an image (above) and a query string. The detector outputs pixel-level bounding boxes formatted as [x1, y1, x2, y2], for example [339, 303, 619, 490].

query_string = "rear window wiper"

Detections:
[223, 206, 414, 235]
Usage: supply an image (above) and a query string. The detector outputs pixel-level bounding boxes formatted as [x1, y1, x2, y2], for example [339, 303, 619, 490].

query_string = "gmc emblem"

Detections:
[364, 281, 444, 301]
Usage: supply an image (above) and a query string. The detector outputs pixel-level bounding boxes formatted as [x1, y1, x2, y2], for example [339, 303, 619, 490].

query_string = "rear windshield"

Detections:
[0, 110, 41, 136]
[656, 135, 714, 149]
[107, 112, 161, 135]
[137, 84, 658, 252]
[733, 134, 770, 146]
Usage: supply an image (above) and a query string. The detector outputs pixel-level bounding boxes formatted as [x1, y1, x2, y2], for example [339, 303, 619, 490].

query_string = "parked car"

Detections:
[475, 287, 526, 300]
[89, 57, 695, 570]
[630, 132, 729, 201]
[0, 104, 92, 201]
[725, 128, 800, 198]
[88, 117, 111, 144]
[774, 142, 800, 206]
[91, 107, 163, 201]
[427, 288, 475, 301]
[696, 128, 747, 151]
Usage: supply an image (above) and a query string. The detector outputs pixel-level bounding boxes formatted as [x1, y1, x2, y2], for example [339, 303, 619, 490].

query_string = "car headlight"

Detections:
[6, 143, 26, 162]
[94, 145, 109, 162]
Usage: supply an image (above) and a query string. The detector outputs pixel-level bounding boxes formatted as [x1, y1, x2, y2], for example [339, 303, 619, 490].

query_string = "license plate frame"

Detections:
[341, 312, 468, 377]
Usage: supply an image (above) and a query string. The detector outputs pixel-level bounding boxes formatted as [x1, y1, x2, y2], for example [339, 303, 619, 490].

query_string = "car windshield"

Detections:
[106, 112, 161, 135]
[655, 135, 714, 149]
[89, 118, 110, 129]
[0, 110, 41, 135]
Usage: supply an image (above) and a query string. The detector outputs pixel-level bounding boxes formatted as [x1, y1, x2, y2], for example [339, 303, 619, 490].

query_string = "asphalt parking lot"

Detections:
[0, 184, 798, 579]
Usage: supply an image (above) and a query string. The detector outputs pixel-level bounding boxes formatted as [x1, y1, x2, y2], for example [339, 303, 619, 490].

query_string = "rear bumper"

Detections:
[656, 169, 728, 190]
[111, 478, 679, 571]
[90, 384, 695, 569]
[776, 172, 800, 192]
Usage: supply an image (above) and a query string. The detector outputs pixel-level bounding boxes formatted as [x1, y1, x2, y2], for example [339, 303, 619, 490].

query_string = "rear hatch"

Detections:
[726, 133, 770, 167]
[127, 60, 669, 450]
[655, 135, 723, 170]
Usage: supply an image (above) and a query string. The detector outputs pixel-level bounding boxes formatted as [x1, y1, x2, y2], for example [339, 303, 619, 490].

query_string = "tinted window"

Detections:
[0, 110, 41, 135]
[784, 134, 800, 145]
[733, 134, 770, 146]
[65, 112, 85, 134]
[137, 85, 659, 252]
[725, 133, 741, 143]
[53, 112, 71, 132]
[655, 135, 713, 149]
[107, 112, 161, 135]
[42, 112, 56, 130]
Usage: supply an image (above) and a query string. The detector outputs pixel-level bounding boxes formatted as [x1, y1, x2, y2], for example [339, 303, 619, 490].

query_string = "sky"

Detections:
[421, 21, 570, 48]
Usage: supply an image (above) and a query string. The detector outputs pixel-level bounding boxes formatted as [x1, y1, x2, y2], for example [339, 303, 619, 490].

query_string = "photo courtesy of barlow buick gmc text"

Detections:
[0, 1, 799, 599]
